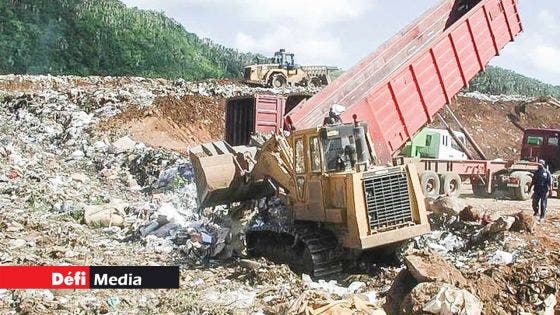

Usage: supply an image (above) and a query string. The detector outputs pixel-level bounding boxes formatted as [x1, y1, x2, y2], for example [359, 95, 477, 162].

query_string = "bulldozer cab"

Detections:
[290, 123, 374, 175]
[289, 122, 375, 209]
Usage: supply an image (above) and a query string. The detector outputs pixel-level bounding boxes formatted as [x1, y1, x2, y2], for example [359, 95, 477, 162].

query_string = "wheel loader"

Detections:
[189, 118, 430, 278]
[244, 49, 334, 88]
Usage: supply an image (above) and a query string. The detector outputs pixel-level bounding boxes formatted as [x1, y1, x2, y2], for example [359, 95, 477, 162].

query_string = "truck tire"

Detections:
[510, 171, 532, 201]
[440, 172, 462, 197]
[309, 77, 322, 87]
[420, 171, 440, 199]
[270, 74, 287, 88]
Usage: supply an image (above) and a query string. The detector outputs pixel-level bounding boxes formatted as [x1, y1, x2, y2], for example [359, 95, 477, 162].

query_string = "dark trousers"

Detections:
[533, 191, 549, 219]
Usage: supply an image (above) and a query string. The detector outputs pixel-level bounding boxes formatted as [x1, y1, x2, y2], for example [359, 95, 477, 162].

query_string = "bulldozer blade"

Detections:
[189, 141, 275, 209]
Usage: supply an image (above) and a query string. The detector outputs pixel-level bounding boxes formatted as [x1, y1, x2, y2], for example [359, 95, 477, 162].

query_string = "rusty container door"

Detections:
[254, 95, 286, 136]
[225, 95, 286, 146]
[287, 0, 522, 164]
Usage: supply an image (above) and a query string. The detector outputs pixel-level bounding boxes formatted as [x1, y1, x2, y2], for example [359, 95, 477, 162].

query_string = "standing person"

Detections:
[529, 160, 553, 223]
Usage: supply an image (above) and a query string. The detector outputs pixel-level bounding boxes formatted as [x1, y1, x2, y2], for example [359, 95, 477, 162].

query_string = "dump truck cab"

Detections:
[402, 128, 468, 160]
[521, 129, 560, 173]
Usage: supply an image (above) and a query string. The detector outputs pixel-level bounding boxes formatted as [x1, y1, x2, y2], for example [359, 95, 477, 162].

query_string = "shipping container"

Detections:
[225, 93, 312, 146]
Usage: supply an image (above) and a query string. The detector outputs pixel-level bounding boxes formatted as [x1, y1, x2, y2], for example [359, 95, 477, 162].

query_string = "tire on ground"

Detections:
[419, 171, 440, 199]
[510, 171, 532, 201]
[440, 172, 462, 197]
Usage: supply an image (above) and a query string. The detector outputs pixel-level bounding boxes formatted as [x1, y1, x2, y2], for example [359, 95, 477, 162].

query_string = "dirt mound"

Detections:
[100, 95, 225, 152]
[102, 93, 560, 158]
[435, 96, 560, 160]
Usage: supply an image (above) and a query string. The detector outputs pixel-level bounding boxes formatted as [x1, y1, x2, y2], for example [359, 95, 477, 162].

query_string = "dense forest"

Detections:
[467, 66, 560, 98]
[0, 0, 258, 80]
[1, 0, 560, 98]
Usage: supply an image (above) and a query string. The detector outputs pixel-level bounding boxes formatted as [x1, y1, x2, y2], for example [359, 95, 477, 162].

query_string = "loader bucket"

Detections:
[189, 141, 275, 208]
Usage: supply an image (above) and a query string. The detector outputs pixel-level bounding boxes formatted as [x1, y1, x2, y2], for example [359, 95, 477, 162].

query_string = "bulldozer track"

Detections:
[246, 223, 343, 279]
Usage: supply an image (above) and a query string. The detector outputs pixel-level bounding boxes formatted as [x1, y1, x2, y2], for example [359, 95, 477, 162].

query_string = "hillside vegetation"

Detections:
[0, 0, 257, 80]
[2, 0, 560, 97]
[467, 66, 560, 98]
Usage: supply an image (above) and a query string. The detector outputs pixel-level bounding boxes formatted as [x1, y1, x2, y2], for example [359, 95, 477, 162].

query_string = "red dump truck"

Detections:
[288, 0, 522, 162]
[225, 0, 539, 199]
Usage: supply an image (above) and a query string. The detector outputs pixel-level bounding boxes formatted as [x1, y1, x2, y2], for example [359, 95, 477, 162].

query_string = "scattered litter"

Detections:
[461, 91, 535, 103]
[202, 288, 257, 309]
[84, 200, 127, 227]
[1, 75, 559, 314]
[422, 284, 483, 315]
[302, 274, 368, 298]
[489, 250, 514, 265]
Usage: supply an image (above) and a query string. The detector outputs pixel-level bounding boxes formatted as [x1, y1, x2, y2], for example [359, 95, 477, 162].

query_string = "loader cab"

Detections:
[273, 49, 296, 70]
[521, 129, 560, 172]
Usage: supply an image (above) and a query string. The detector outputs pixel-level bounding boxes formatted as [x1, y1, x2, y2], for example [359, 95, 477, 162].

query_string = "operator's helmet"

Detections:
[330, 104, 346, 116]
[539, 159, 546, 167]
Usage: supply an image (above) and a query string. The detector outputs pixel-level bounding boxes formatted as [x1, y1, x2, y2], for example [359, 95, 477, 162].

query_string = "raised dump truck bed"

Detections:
[287, 0, 522, 164]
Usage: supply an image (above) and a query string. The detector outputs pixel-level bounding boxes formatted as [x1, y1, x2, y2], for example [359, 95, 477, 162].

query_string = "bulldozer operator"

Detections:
[323, 104, 345, 126]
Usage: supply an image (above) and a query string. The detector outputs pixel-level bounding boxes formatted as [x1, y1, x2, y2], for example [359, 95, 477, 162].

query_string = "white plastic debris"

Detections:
[112, 136, 136, 154]
[365, 290, 378, 304]
[422, 284, 483, 315]
[461, 91, 535, 103]
[302, 274, 366, 297]
[202, 288, 257, 309]
[540, 294, 557, 315]
[71, 150, 85, 160]
[489, 250, 514, 265]
[156, 202, 186, 227]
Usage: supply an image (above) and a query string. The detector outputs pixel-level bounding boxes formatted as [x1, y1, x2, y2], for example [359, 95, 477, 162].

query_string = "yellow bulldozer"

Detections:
[244, 49, 336, 88]
[189, 119, 430, 278]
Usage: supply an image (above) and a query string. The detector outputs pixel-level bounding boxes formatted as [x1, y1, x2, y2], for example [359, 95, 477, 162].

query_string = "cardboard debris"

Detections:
[84, 200, 127, 227]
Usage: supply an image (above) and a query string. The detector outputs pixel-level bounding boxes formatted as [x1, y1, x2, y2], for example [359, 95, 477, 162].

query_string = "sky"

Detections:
[121, 0, 560, 85]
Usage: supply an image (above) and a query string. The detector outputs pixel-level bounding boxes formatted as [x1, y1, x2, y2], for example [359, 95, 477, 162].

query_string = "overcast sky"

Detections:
[121, 0, 560, 85]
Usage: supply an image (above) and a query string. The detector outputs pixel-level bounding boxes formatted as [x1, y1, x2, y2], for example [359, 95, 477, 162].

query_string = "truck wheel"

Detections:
[420, 171, 440, 199]
[308, 77, 325, 87]
[270, 74, 287, 88]
[511, 171, 532, 201]
[440, 172, 462, 197]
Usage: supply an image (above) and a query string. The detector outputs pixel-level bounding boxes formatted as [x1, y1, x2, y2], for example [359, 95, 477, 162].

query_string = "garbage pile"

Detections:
[388, 196, 557, 314]
[3, 75, 560, 314]
[460, 91, 536, 103]
[0, 74, 320, 109]
[0, 76, 259, 313]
